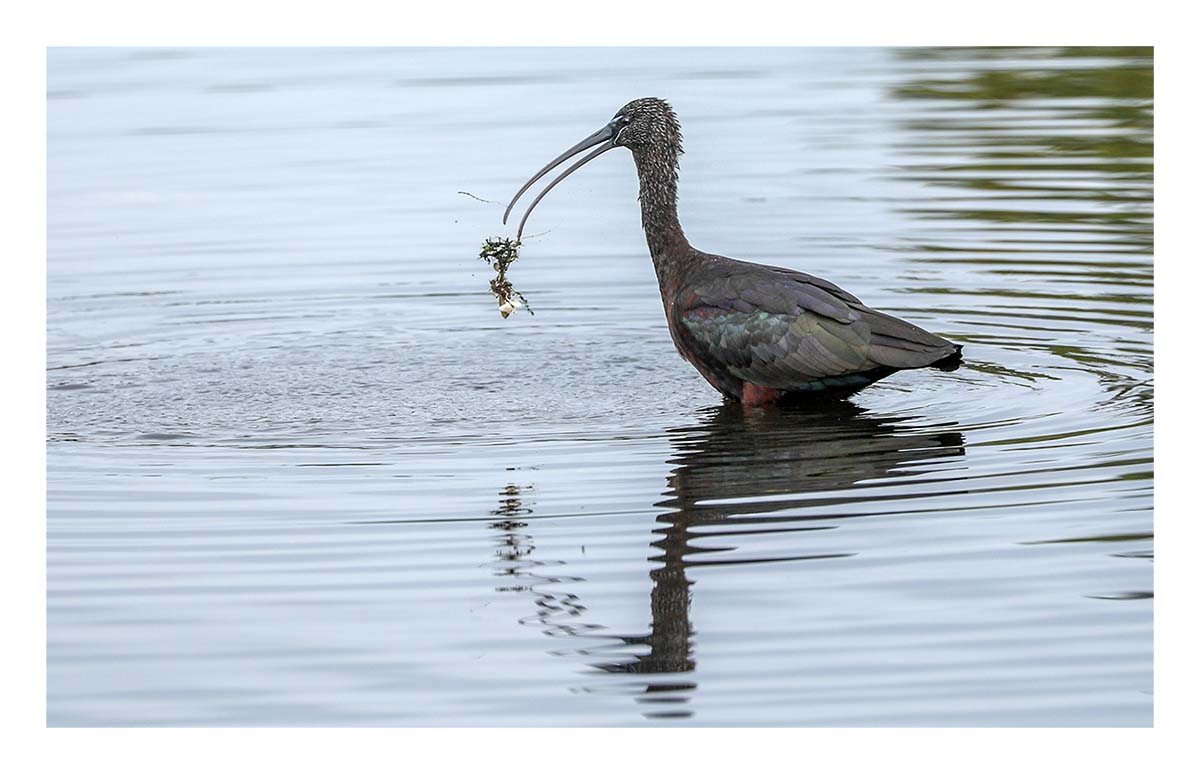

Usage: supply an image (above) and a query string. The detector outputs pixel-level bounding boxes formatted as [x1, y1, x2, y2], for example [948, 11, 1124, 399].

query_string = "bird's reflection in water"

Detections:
[490, 401, 966, 721]
[488, 484, 597, 638]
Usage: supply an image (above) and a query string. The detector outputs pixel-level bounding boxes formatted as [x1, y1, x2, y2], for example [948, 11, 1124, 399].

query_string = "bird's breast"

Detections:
[661, 297, 741, 399]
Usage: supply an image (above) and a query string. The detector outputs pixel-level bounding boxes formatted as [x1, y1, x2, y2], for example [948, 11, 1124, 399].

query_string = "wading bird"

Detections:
[504, 98, 961, 406]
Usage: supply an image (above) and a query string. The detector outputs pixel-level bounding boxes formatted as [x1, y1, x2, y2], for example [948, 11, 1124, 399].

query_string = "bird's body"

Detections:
[505, 97, 961, 405]
[657, 251, 960, 405]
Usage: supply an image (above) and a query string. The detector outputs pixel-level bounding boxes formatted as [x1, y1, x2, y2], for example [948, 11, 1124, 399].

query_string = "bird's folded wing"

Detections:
[689, 265, 860, 323]
[750, 266, 958, 367]
[679, 305, 873, 387]
[678, 270, 957, 387]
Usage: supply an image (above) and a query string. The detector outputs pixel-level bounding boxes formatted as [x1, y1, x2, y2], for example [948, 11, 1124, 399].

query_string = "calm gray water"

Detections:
[47, 47, 1153, 726]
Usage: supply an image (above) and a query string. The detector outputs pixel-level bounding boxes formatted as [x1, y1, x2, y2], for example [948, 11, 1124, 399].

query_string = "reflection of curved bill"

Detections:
[487, 485, 596, 638]
[492, 402, 966, 721]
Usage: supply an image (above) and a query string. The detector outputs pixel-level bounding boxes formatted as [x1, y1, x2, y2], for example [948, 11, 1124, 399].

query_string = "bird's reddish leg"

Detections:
[741, 382, 783, 407]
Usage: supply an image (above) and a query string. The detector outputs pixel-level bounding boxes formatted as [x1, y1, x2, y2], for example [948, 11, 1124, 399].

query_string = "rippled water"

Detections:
[47, 47, 1153, 726]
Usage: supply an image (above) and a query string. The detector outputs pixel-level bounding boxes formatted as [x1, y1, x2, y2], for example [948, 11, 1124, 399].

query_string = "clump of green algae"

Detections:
[479, 237, 532, 318]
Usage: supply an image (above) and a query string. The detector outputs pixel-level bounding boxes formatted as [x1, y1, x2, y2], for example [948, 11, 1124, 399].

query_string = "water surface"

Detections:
[47, 47, 1153, 726]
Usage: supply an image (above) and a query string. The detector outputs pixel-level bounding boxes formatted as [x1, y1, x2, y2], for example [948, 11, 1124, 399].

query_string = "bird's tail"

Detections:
[855, 306, 962, 371]
[930, 344, 964, 372]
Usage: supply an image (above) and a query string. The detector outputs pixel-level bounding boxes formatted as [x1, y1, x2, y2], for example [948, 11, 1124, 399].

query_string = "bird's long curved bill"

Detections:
[504, 123, 617, 240]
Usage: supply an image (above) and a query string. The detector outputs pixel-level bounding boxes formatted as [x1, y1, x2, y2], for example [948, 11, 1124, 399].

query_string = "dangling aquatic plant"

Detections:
[479, 237, 532, 318]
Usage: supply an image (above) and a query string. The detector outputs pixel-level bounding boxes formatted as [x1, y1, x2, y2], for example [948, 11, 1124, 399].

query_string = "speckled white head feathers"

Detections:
[611, 97, 684, 157]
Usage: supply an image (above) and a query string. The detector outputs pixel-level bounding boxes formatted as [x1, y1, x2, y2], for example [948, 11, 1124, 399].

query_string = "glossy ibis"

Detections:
[504, 97, 962, 406]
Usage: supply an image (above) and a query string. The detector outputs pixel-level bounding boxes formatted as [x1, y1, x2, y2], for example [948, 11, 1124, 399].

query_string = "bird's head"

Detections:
[504, 97, 682, 240]
[610, 97, 682, 154]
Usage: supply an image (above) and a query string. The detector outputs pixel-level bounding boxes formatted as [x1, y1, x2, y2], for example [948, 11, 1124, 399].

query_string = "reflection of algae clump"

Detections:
[479, 237, 532, 318]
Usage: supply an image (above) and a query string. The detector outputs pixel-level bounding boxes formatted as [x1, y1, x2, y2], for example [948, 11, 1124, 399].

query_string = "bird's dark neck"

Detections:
[632, 145, 688, 268]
